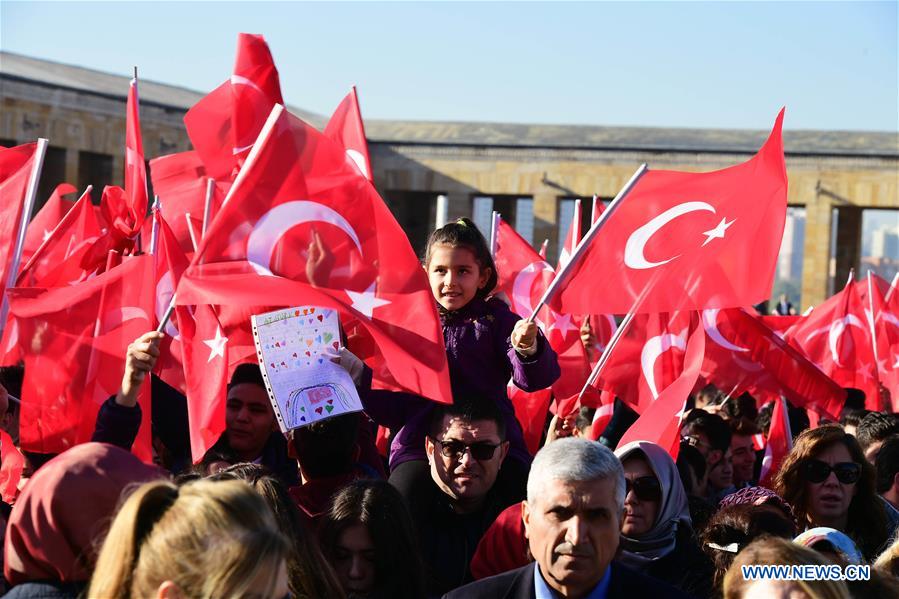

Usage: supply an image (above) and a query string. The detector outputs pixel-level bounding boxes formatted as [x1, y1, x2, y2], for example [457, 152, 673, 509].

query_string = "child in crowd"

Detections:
[363, 218, 560, 500]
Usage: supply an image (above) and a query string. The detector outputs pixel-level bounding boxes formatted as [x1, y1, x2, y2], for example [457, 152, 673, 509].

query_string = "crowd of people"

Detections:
[1, 218, 898, 599]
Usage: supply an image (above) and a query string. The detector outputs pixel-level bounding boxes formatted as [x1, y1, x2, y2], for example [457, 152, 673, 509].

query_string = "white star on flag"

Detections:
[701, 217, 736, 247]
[549, 313, 577, 338]
[42, 229, 52, 242]
[203, 326, 228, 363]
[347, 282, 391, 319]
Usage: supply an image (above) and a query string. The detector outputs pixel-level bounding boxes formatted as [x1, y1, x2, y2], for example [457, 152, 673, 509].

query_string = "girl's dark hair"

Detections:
[320, 479, 426, 599]
[424, 217, 498, 298]
[702, 504, 797, 595]
[209, 463, 345, 599]
[774, 425, 888, 561]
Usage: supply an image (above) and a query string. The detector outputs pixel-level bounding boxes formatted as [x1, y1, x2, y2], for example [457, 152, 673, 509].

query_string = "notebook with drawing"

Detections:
[251, 306, 362, 432]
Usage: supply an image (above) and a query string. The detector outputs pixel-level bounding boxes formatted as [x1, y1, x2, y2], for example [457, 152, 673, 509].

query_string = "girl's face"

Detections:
[332, 523, 376, 596]
[427, 244, 490, 311]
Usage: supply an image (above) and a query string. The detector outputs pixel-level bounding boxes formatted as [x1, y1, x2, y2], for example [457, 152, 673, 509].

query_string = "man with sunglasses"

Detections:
[401, 399, 512, 596]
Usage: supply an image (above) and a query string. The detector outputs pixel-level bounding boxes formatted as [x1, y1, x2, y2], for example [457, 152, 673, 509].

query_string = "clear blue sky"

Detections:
[2, 1, 897, 132]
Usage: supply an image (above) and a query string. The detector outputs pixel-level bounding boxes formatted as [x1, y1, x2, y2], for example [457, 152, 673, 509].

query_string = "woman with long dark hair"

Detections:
[774, 424, 899, 561]
[320, 479, 426, 599]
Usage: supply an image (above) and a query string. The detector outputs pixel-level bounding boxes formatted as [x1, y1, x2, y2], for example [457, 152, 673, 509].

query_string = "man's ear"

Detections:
[498, 440, 510, 463]
[708, 449, 723, 466]
[521, 500, 530, 539]
[425, 436, 436, 464]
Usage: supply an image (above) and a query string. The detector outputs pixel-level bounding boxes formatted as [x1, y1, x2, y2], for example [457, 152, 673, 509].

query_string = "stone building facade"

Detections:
[2, 51, 896, 308]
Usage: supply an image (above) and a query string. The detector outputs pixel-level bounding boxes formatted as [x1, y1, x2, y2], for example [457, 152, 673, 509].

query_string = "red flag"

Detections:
[152, 214, 191, 393]
[184, 33, 283, 179]
[176, 105, 452, 404]
[0, 429, 24, 504]
[324, 87, 373, 181]
[16, 188, 102, 287]
[0, 143, 38, 301]
[550, 109, 787, 315]
[508, 383, 552, 456]
[179, 303, 228, 462]
[557, 199, 582, 271]
[701, 308, 845, 420]
[149, 151, 230, 258]
[759, 314, 802, 339]
[8, 255, 155, 458]
[862, 274, 899, 407]
[759, 397, 792, 487]
[493, 218, 589, 399]
[21, 183, 78, 264]
[125, 76, 149, 224]
[618, 314, 705, 457]
[593, 311, 695, 413]
[788, 279, 879, 409]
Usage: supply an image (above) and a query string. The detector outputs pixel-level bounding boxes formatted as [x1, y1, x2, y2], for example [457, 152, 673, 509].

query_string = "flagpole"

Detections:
[0, 138, 48, 335]
[157, 103, 285, 334]
[148, 196, 160, 256]
[489, 211, 500, 258]
[185, 213, 199, 253]
[16, 185, 92, 285]
[539, 238, 549, 259]
[528, 164, 648, 322]
[201, 179, 216, 240]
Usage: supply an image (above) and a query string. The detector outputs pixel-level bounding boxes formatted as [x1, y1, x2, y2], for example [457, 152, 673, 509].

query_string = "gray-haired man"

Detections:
[444, 438, 692, 598]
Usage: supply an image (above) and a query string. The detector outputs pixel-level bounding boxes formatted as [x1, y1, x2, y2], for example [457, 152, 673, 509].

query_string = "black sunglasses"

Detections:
[801, 459, 861, 484]
[625, 476, 662, 501]
[434, 439, 501, 461]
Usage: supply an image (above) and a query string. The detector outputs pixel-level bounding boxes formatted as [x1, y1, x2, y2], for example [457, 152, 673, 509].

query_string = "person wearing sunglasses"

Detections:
[775, 424, 899, 561]
[400, 399, 511, 596]
[614, 441, 714, 598]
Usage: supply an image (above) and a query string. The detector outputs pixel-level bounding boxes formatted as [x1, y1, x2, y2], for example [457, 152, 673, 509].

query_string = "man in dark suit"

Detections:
[444, 438, 693, 598]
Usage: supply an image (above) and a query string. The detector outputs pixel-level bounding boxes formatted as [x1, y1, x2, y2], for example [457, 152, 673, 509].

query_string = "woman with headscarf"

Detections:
[615, 440, 714, 597]
[3, 443, 164, 598]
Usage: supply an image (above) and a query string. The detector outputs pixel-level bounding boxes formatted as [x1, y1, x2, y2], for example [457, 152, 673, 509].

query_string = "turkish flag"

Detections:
[759, 314, 802, 339]
[617, 314, 705, 458]
[324, 87, 373, 181]
[508, 383, 552, 456]
[860, 274, 899, 407]
[8, 255, 155, 459]
[701, 307, 845, 420]
[594, 311, 695, 413]
[759, 397, 792, 488]
[178, 303, 228, 462]
[152, 214, 190, 394]
[176, 105, 452, 404]
[184, 33, 283, 179]
[494, 218, 590, 400]
[787, 279, 879, 410]
[0, 429, 24, 504]
[149, 151, 230, 258]
[21, 183, 78, 265]
[16, 188, 102, 287]
[125, 76, 148, 225]
[0, 143, 38, 302]
[550, 109, 787, 315]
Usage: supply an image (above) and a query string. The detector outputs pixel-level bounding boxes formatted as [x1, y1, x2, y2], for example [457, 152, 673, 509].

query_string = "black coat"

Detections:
[442, 561, 697, 599]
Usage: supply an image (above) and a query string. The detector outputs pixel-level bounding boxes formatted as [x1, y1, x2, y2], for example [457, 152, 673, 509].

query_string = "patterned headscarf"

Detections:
[719, 485, 798, 529]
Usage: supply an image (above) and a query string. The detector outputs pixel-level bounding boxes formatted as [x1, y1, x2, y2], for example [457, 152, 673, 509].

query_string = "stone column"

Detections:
[532, 191, 559, 263]
[800, 194, 834, 308]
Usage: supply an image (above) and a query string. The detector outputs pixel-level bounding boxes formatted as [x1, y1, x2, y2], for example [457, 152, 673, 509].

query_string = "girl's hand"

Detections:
[511, 319, 538, 356]
[117, 331, 164, 407]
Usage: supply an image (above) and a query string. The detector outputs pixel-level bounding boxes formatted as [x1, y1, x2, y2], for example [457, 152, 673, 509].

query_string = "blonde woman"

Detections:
[88, 479, 289, 599]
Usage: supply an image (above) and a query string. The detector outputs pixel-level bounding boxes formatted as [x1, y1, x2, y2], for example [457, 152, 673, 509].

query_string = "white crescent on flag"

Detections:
[702, 309, 749, 352]
[511, 260, 554, 328]
[828, 314, 866, 367]
[247, 200, 363, 277]
[624, 201, 716, 270]
[345, 149, 370, 179]
[640, 329, 688, 399]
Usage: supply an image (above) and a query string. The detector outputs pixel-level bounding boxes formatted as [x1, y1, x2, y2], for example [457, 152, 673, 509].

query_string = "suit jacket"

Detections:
[442, 561, 696, 599]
